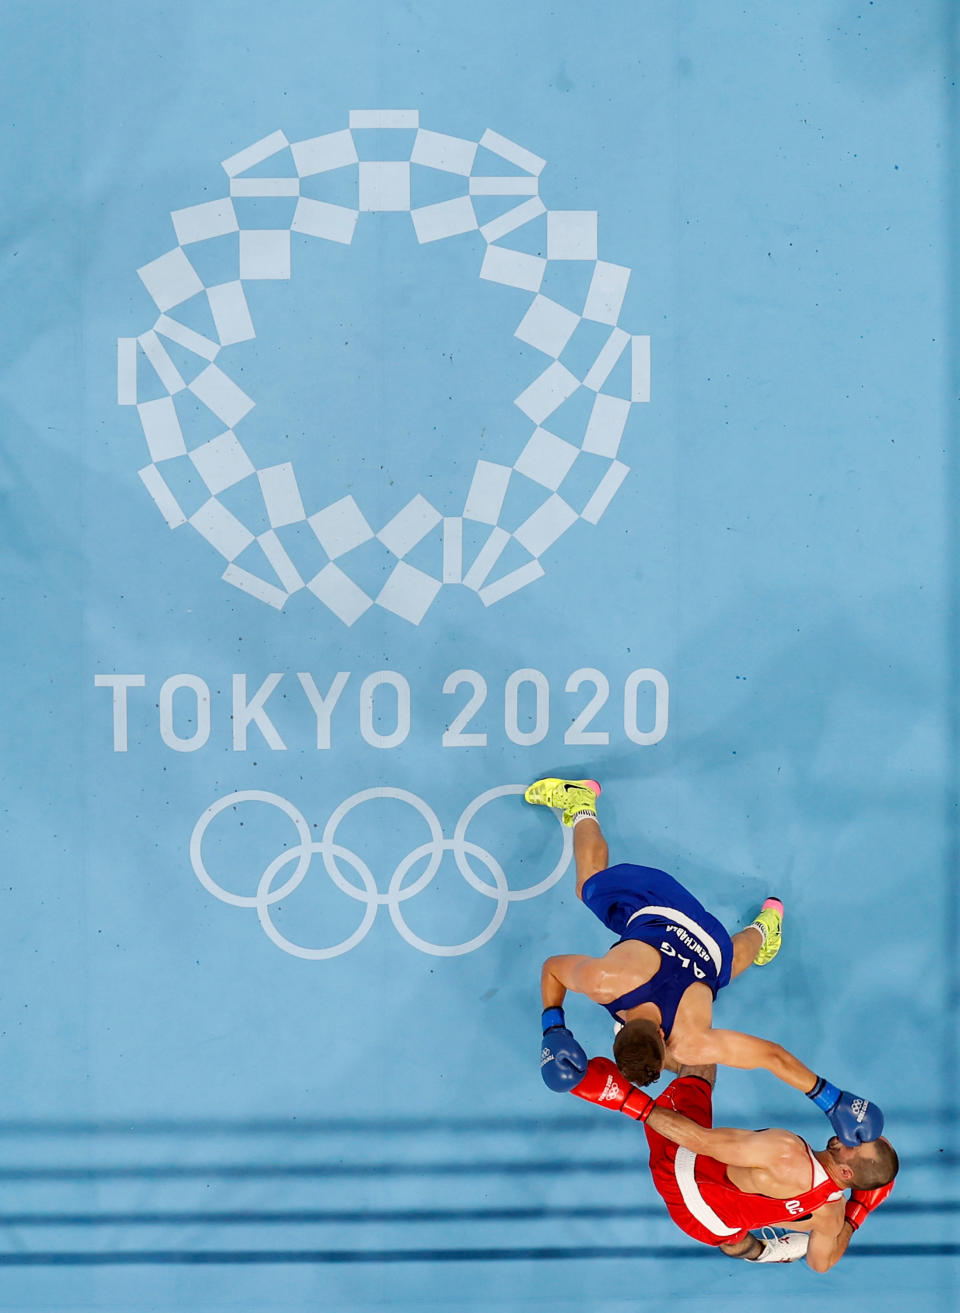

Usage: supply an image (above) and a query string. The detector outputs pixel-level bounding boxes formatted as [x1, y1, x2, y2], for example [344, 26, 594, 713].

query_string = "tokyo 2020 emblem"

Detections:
[117, 110, 650, 627]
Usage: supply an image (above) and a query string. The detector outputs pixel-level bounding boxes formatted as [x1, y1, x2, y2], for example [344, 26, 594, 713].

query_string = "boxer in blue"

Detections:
[527, 778, 884, 1146]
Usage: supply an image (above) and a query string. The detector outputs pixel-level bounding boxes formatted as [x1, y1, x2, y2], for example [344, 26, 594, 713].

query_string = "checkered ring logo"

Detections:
[118, 111, 650, 626]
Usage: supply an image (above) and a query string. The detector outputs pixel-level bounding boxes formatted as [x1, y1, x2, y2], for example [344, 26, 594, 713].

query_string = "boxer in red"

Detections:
[569, 1056, 897, 1268]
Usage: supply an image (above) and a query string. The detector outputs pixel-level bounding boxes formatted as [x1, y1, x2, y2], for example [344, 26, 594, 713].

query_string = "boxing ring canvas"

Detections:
[1, 0, 957, 1308]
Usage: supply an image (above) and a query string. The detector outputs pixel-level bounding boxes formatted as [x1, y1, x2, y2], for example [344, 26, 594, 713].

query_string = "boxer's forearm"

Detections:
[644, 1107, 761, 1161]
[741, 1036, 818, 1092]
[645, 1105, 711, 1152]
[806, 1218, 854, 1272]
[645, 1108, 797, 1169]
[677, 1028, 817, 1092]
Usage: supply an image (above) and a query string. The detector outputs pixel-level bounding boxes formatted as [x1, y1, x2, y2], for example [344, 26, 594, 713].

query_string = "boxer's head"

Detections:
[612, 1018, 666, 1086]
[825, 1135, 899, 1189]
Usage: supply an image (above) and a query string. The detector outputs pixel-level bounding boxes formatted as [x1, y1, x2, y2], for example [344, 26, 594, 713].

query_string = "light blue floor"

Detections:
[0, 1, 956, 1309]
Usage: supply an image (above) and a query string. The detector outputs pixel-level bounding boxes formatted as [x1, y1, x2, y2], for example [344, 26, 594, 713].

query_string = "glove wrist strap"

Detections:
[542, 1006, 566, 1033]
[807, 1075, 840, 1112]
[622, 1089, 655, 1123]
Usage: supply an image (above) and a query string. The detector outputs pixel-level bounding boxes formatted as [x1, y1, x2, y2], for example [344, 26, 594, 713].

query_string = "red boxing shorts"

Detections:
[643, 1076, 750, 1247]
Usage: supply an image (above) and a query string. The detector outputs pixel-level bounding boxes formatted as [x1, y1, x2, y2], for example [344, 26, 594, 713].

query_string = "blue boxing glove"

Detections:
[540, 1007, 588, 1092]
[807, 1076, 885, 1145]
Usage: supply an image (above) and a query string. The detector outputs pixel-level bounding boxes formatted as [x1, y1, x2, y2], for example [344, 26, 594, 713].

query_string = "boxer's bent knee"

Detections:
[720, 1234, 760, 1259]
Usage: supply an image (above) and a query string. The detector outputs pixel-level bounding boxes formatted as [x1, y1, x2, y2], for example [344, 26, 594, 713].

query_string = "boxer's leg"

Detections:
[720, 1234, 763, 1259]
[730, 898, 784, 977]
[524, 778, 605, 895]
[720, 1231, 810, 1262]
[572, 815, 608, 898]
[730, 925, 764, 977]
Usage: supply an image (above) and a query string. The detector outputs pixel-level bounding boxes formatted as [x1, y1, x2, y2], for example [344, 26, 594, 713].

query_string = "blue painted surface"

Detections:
[0, 0, 956, 1308]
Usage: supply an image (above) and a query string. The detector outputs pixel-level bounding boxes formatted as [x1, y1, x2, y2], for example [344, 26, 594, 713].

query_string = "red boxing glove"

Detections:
[571, 1056, 655, 1122]
[845, 1181, 894, 1231]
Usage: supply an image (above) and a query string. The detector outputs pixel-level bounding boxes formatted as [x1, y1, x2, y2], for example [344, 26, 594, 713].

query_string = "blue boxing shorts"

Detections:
[580, 863, 734, 1024]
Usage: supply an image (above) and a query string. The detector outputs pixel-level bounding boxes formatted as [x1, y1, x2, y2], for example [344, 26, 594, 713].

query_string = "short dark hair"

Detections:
[612, 1019, 665, 1087]
[851, 1138, 899, 1191]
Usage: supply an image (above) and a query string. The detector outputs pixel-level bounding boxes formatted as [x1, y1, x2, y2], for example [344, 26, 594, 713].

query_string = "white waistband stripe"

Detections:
[624, 904, 724, 974]
[673, 1148, 740, 1237]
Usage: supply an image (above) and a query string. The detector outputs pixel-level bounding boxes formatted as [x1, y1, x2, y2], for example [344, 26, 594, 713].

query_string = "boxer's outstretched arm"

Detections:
[644, 1109, 801, 1170]
[669, 1024, 885, 1144]
[670, 1025, 818, 1092]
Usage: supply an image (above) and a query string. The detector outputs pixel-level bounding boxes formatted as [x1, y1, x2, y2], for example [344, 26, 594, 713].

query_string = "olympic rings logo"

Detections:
[118, 110, 650, 627]
[189, 785, 571, 958]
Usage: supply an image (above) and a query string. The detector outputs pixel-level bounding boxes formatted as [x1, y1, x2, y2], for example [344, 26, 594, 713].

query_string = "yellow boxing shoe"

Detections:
[750, 897, 784, 966]
[524, 777, 601, 827]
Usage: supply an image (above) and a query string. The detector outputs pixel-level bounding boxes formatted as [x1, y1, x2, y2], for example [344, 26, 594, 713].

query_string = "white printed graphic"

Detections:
[119, 114, 650, 626]
[190, 785, 572, 958]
